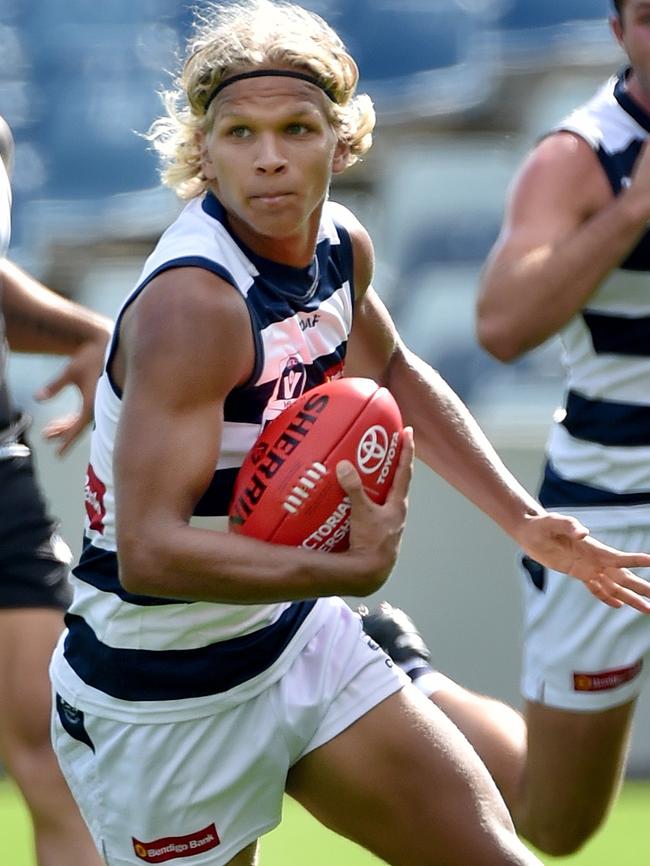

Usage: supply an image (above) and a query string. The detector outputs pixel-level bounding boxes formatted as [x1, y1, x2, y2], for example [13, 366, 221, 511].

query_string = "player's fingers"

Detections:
[34, 367, 71, 401]
[584, 574, 624, 609]
[613, 586, 650, 614]
[388, 427, 414, 500]
[607, 551, 650, 569]
[608, 567, 650, 599]
[42, 414, 84, 455]
[336, 459, 366, 502]
[55, 425, 80, 455]
[579, 534, 650, 568]
[42, 415, 75, 438]
[586, 569, 650, 613]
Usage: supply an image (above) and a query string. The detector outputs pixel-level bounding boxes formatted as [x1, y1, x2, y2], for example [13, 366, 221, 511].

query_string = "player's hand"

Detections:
[519, 512, 650, 613]
[35, 327, 110, 455]
[336, 427, 414, 595]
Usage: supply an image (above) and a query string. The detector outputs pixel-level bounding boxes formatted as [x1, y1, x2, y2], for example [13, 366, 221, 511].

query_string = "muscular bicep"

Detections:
[113, 269, 253, 546]
[477, 133, 613, 358]
[484, 132, 610, 277]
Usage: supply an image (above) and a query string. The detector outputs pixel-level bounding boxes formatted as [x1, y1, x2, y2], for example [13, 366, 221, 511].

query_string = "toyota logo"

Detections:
[357, 425, 389, 475]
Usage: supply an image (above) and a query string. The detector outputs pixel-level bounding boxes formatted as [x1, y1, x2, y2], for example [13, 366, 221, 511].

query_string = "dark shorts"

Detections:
[0, 447, 72, 610]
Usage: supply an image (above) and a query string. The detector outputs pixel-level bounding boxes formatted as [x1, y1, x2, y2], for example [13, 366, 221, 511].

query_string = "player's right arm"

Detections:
[112, 267, 413, 604]
[477, 132, 650, 361]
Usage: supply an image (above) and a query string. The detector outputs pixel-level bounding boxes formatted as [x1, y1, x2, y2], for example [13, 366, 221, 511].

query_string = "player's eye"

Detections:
[286, 123, 309, 135]
[228, 125, 252, 138]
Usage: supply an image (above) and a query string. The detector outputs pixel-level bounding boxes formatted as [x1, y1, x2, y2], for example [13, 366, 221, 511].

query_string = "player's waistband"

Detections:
[62, 599, 317, 702]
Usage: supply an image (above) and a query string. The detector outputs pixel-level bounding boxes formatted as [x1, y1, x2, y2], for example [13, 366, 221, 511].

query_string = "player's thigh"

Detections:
[225, 842, 258, 866]
[523, 698, 635, 821]
[0, 607, 64, 748]
[287, 686, 541, 866]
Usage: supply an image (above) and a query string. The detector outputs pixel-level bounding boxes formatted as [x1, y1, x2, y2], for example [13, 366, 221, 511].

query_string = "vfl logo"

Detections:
[357, 425, 390, 475]
[263, 355, 308, 425]
[277, 355, 306, 401]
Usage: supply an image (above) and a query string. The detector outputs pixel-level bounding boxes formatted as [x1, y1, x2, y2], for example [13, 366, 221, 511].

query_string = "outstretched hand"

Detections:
[35, 331, 110, 455]
[520, 512, 650, 613]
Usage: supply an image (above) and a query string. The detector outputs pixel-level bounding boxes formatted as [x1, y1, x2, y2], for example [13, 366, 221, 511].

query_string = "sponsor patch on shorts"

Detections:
[132, 824, 220, 863]
[573, 660, 643, 692]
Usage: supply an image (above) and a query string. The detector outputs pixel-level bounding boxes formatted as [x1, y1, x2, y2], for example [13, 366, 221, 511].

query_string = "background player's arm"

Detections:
[1, 118, 111, 450]
[344, 219, 650, 611]
[113, 267, 413, 603]
[1, 260, 112, 451]
[1, 259, 111, 357]
[477, 133, 650, 361]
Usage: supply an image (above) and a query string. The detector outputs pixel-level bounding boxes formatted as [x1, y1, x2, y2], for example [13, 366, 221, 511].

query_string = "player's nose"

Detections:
[254, 133, 287, 174]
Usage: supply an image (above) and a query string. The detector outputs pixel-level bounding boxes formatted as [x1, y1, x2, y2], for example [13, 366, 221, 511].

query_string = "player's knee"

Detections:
[226, 841, 259, 865]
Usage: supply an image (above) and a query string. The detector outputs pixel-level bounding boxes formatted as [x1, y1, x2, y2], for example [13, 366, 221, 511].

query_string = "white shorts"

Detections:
[520, 524, 650, 711]
[51, 597, 407, 865]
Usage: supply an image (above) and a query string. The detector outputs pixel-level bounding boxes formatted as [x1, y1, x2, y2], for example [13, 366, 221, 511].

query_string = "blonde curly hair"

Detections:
[147, 0, 375, 199]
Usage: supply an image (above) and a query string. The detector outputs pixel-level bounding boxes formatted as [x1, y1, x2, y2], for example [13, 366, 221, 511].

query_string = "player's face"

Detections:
[201, 73, 348, 264]
[612, 0, 650, 100]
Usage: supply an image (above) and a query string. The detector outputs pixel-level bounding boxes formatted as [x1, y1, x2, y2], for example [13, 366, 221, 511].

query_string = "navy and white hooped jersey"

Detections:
[50, 192, 357, 721]
[539, 68, 650, 530]
[0, 151, 12, 422]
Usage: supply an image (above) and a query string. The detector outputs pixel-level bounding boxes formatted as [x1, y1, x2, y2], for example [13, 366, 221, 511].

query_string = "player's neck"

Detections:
[225, 210, 322, 268]
[624, 70, 650, 115]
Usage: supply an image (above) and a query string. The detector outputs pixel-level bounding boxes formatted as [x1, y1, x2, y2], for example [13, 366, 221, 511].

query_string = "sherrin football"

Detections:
[228, 377, 403, 552]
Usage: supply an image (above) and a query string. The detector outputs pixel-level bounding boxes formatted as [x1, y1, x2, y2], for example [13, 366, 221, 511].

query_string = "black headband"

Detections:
[204, 69, 338, 111]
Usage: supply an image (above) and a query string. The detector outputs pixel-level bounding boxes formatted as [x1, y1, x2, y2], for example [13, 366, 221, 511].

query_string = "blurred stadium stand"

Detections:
[490, 0, 615, 67]
[301, 0, 500, 122]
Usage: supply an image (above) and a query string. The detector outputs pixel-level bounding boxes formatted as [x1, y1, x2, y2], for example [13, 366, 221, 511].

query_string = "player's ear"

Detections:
[610, 14, 624, 46]
[197, 130, 216, 180]
[332, 140, 350, 175]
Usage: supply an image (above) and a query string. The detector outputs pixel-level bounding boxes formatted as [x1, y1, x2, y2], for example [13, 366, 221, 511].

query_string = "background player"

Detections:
[49, 2, 650, 865]
[0, 113, 109, 866]
[366, 0, 650, 859]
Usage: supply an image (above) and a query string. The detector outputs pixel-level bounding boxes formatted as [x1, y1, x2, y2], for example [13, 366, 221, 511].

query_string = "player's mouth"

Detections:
[250, 192, 295, 207]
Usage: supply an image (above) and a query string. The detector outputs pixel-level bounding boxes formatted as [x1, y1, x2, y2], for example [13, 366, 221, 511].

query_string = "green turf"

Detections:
[1, 778, 648, 865]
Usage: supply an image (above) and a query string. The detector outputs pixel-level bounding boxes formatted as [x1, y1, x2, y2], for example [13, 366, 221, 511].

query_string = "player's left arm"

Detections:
[1, 259, 113, 451]
[345, 219, 650, 612]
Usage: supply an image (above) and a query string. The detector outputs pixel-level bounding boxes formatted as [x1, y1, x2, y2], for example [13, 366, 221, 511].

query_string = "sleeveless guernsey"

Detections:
[540, 67, 650, 531]
[51, 193, 359, 721]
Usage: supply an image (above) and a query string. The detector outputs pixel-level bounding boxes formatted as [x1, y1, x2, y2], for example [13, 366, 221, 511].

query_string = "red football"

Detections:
[228, 377, 403, 552]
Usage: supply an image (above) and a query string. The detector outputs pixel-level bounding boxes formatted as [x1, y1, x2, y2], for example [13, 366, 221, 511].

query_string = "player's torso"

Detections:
[87, 192, 355, 536]
[541, 70, 650, 526]
[54, 194, 356, 717]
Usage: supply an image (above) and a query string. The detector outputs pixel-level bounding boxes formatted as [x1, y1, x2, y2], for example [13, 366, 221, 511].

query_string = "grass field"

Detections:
[1, 778, 649, 865]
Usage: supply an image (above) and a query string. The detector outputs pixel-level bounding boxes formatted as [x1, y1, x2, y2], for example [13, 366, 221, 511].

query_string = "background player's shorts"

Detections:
[0, 448, 72, 609]
[520, 524, 650, 711]
[51, 597, 408, 866]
